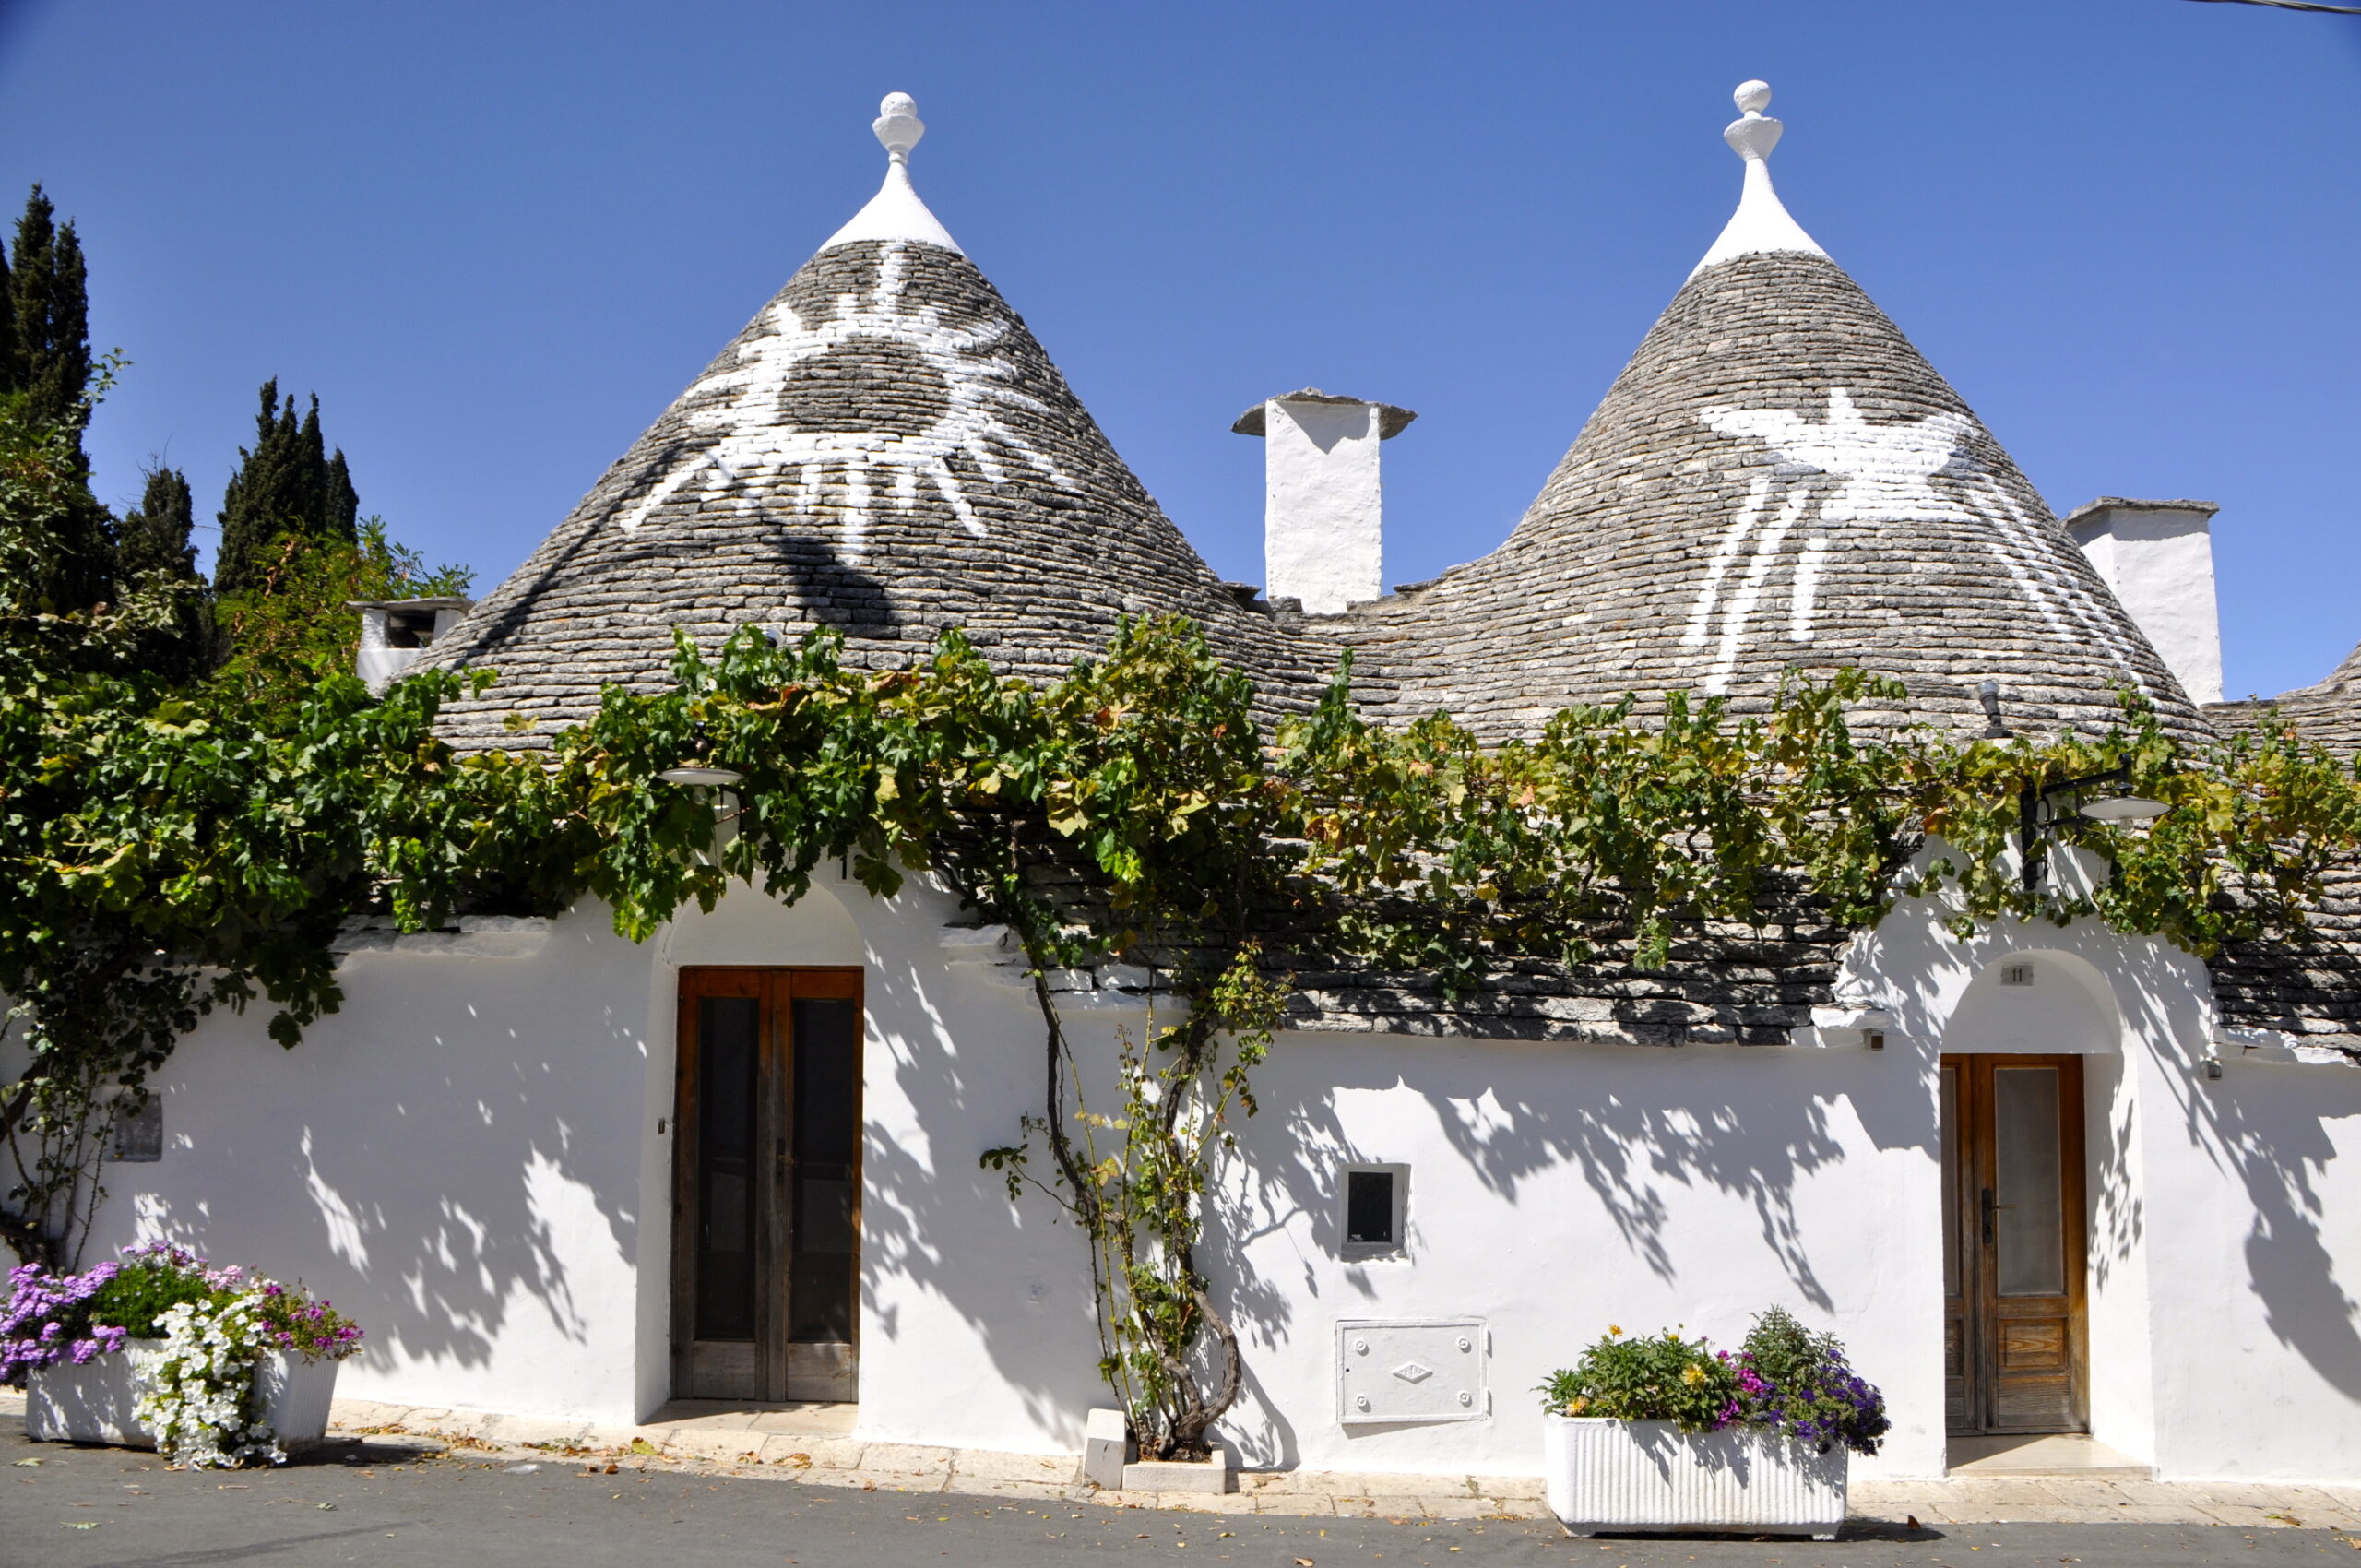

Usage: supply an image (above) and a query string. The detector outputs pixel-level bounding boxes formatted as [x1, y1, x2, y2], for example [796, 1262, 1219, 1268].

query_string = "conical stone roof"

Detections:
[2206, 638, 2361, 1059]
[422, 96, 1331, 749]
[2208, 639, 2361, 759]
[1341, 85, 2201, 744]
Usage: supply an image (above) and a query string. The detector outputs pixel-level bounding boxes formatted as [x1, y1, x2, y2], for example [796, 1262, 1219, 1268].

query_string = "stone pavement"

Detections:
[1846, 1476, 2361, 1532]
[319, 1397, 2361, 1530]
[8, 1388, 2356, 1531]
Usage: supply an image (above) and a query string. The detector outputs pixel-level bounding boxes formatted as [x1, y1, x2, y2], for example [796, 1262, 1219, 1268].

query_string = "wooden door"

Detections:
[1941, 1054, 2087, 1434]
[672, 968, 862, 1404]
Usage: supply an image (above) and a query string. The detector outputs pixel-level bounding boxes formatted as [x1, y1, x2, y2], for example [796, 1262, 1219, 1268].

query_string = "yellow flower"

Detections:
[1566, 1396, 1589, 1416]
[1608, 1324, 1622, 1336]
[1682, 1363, 1706, 1387]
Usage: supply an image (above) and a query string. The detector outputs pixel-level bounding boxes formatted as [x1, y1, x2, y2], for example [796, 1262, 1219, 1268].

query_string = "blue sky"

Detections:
[3, 1, 2356, 699]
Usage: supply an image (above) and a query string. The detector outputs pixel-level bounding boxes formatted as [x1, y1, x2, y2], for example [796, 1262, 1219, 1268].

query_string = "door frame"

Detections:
[1942, 1051, 2090, 1436]
[670, 966, 864, 1403]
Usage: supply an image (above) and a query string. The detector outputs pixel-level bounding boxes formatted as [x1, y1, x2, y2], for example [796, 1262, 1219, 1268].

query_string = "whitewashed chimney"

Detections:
[2064, 498, 2225, 705]
[350, 596, 474, 695]
[1234, 389, 1415, 614]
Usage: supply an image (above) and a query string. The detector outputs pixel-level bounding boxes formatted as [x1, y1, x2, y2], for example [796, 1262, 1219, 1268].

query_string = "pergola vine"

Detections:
[8, 574, 2359, 1450]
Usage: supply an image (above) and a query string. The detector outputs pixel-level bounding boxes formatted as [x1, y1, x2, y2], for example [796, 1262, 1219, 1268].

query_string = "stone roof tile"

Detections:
[2207, 644, 2361, 1059]
[1335, 245, 2205, 744]
[419, 236, 1341, 748]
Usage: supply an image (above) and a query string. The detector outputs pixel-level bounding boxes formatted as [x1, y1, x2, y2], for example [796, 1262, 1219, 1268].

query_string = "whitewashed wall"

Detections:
[664, 875, 1109, 1454]
[2135, 1035, 2361, 1481]
[49, 878, 2361, 1483]
[2068, 503, 2225, 707]
[77, 905, 659, 1424]
[1850, 905, 2361, 1484]
[1205, 1029, 1947, 1479]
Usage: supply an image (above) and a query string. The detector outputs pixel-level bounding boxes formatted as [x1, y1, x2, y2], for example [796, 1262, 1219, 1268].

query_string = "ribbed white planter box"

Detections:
[25, 1339, 341, 1452]
[1542, 1415, 1845, 1539]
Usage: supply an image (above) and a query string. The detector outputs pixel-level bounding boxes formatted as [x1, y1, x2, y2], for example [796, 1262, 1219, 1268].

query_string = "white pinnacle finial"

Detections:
[823, 90, 963, 255]
[1725, 80, 1781, 160]
[874, 92, 924, 164]
[1690, 78, 1825, 278]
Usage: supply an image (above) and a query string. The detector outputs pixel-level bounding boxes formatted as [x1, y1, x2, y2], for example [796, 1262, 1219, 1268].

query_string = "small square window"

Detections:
[1340, 1165, 1407, 1260]
[111, 1097, 162, 1163]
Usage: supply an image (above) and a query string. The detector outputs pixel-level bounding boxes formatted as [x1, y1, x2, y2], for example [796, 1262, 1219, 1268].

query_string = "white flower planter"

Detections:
[25, 1339, 342, 1453]
[1542, 1415, 1845, 1539]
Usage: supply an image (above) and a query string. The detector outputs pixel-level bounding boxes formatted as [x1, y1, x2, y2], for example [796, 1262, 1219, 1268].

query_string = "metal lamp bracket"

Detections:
[2018, 766, 2148, 892]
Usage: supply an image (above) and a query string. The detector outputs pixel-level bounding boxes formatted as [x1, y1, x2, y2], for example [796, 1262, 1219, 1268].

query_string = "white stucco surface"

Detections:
[80, 902, 659, 1424]
[823, 162, 961, 255]
[57, 879, 2361, 1484]
[353, 603, 467, 695]
[2068, 502, 2225, 705]
[1845, 902, 2361, 1482]
[1208, 1030, 1948, 1479]
[1260, 398, 1384, 614]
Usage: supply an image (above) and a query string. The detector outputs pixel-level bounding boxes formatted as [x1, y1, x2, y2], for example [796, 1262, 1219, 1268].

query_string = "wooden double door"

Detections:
[672, 968, 861, 1403]
[1941, 1054, 2088, 1434]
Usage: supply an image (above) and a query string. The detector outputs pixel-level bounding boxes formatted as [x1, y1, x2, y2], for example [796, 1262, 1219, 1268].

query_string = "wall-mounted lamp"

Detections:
[1863, 1029, 1886, 1051]
[654, 723, 746, 837]
[2077, 794, 2170, 824]
[2020, 766, 2169, 892]
[656, 765, 744, 788]
[1975, 680, 2012, 741]
[655, 721, 745, 790]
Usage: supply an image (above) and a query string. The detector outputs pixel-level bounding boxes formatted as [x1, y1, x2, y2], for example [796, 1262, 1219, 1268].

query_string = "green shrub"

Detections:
[1733, 1306, 1890, 1456]
[81, 1257, 219, 1338]
[251, 1283, 365, 1360]
[1535, 1325, 1736, 1433]
[1537, 1309, 1892, 1456]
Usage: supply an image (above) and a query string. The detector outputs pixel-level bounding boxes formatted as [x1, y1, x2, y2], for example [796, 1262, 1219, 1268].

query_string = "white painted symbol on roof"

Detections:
[1701, 389, 1973, 525]
[1680, 385, 2162, 698]
[611, 242, 1074, 554]
[1689, 388, 2151, 697]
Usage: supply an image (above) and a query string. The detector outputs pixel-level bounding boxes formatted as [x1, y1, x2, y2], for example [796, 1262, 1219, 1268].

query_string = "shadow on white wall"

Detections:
[119, 916, 648, 1397]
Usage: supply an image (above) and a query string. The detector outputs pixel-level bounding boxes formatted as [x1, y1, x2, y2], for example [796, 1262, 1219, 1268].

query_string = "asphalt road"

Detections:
[3, 1416, 2354, 1568]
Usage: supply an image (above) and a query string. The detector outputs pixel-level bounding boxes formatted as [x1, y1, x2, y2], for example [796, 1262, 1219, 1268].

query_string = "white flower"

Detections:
[133, 1293, 284, 1469]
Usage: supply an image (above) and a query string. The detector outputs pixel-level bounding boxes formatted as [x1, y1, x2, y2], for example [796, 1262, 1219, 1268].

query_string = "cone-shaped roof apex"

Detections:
[1340, 84, 2202, 744]
[1691, 80, 1826, 278]
[823, 92, 963, 253]
[421, 97, 1331, 748]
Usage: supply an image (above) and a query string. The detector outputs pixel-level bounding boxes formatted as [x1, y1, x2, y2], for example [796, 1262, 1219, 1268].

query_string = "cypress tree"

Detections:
[6, 186, 92, 447]
[213, 380, 362, 597]
[0, 186, 110, 611]
[118, 465, 197, 582]
[0, 232, 15, 398]
[117, 463, 218, 681]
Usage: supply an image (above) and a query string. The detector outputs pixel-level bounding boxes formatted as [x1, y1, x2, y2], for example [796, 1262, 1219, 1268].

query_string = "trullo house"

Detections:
[49, 85, 2361, 1485]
